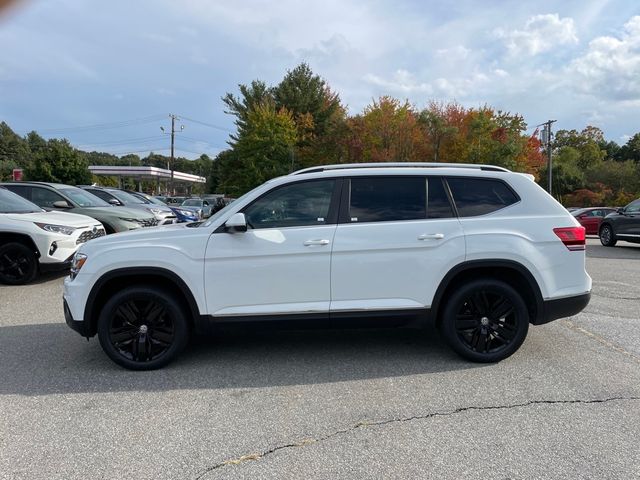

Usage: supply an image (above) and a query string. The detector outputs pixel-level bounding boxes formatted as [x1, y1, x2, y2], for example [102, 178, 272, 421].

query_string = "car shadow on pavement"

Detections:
[0, 322, 481, 396]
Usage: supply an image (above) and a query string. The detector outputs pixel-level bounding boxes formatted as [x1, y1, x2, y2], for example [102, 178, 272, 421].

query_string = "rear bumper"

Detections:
[534, 292, 591, 325]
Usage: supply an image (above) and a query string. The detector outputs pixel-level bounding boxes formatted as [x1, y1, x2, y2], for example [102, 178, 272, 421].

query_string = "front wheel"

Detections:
[440, 279, 529, 363]
[97, 286, 190, 370]
[599, 224, 617, 247]
[0, 242, 38, 285]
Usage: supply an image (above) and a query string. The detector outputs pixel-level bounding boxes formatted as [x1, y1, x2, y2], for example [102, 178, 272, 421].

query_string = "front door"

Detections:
[204, 179, 340, 317]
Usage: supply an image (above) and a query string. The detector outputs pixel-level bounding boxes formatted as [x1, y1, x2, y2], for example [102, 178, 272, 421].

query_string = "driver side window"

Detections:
[626, 200, 640, 214]
[244, 180, 336, 229]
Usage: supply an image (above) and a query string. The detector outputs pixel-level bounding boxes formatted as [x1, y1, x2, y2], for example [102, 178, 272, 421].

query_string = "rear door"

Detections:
[330, 176, 465, 313]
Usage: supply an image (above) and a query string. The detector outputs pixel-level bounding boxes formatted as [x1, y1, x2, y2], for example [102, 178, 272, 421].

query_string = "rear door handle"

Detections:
[304, 239, 330, 246]
[418, 233, 444, 240]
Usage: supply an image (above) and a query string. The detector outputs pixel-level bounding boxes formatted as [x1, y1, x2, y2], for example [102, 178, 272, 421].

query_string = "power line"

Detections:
[178, 115, 232, 132]
[33, 114, 167, 134]
[77, 135, 166, 148]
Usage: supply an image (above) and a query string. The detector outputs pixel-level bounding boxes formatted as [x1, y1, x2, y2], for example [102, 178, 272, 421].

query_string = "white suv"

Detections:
[63, 163, 591, 370]
[1, 187, 105, 284]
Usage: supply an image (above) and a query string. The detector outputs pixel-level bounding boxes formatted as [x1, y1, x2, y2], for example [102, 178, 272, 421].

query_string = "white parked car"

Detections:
[63, 163, 591, 370]
[0, 187, 105, 284]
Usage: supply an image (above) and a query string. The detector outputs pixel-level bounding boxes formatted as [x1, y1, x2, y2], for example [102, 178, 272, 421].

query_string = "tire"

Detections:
[0, 242, 38, 285]
[440, 279, 529, 363]
[97, 286, 190, 370]
[599, 224, 617, 247]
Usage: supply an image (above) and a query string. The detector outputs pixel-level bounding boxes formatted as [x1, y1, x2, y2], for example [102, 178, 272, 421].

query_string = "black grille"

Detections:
[76, 228, 106, 244]
[138, 218, 159, 227]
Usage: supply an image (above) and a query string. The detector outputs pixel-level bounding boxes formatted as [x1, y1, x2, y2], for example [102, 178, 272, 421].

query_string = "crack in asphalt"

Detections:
[591, 292, 640, 301]
[564, 319, 640, 363]
[194, 396, 639, 479]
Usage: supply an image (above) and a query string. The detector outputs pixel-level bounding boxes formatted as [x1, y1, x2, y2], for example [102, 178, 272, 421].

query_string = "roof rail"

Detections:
[291, 162, 511, 175]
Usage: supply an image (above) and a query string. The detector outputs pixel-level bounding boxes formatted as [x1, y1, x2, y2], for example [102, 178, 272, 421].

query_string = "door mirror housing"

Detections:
[225, 212, 247, 233]
[616, 207, 625, 214]
[52, 200, 72, 209]
[108, 198, 121, 206]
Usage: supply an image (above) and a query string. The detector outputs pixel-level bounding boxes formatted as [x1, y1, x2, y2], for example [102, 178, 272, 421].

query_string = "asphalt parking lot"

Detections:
[1, 238, 639, 480]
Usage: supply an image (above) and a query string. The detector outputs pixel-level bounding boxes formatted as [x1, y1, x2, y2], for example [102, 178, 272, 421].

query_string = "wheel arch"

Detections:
[84, 267, 201, 336]
[431, 260, 544, 326]
[0, 232, 41, 259]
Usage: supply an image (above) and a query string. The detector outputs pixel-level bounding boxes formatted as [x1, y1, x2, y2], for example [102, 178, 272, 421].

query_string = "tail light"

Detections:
[553, 226, 586, 251]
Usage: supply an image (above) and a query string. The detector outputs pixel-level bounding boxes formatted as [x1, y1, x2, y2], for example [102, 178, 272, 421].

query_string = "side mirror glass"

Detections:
[52, 200, 71, 209]
[225, 212, 247, 233]
[108, 198, 121, 205]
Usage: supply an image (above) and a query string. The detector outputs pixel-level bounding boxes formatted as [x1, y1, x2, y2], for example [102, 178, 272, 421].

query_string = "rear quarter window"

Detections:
[447, 177, 519, 217]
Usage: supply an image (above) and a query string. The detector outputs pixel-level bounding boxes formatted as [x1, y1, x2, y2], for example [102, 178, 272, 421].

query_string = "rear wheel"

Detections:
[0, 242, 38, 285]
[599, 224, 617, 247]
[97, 286, 190, 370]
[440, 279, 529, 363]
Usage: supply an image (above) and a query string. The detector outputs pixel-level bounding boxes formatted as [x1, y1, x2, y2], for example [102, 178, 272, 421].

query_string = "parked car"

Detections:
[126, 191, 199, 223]
[0, 187, 105, 284]
[80, 186, 177, 225]
[0, 182, 158, 234]
[166, 196, 186, 206]
[64, 162, 591, 370]
[180, 198, 212, 219]
[598, 199, 640, 246]
[572, 207, 617, 235]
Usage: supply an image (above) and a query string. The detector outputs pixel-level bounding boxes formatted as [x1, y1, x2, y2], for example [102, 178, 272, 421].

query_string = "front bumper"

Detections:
[64, 298, 90, 337]
[534, 292, 591, 325]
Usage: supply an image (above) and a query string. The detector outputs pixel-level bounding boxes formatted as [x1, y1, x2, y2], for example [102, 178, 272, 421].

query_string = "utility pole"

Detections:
[538, 119, 556, 196]
[160, 114, 183, 195]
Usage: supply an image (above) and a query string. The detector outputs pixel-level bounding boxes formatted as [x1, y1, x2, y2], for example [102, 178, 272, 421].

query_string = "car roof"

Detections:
[0, 181, 72, 189]
[291, 162, 511, 176]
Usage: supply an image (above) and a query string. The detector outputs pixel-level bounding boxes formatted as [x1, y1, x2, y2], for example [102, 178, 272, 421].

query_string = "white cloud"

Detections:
[568, 16, 640, 101]
[496, 13, 578, 56]
[364, 69, 433, 95]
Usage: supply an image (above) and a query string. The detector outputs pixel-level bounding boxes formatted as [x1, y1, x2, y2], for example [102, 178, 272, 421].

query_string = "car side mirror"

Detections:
[52, 200, 72, 209]
[617, 207, 625, 214]
[225, 212, 247, 233]
[108, 198, 121, 205]
[578, 214, 587, 219]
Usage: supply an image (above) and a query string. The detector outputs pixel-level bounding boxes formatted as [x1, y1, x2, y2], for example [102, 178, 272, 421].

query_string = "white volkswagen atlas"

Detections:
[63, 163, 591, 370]
[1, 186, 105, 284]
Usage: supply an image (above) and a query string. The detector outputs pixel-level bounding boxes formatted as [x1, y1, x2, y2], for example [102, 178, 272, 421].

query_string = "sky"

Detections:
[0, 0, 638, 160]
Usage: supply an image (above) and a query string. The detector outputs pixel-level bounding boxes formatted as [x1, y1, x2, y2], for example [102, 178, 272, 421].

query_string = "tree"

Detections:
[25, 139, 91, 185]
[229, 101, 297, 194]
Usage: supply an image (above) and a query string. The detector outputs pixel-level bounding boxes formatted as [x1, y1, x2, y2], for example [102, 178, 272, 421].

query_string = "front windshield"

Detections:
[0, 188, 43, 213]
[139, 195, 165, 206]
[182, 199, 202, 207]
[110, 190, 146, 204]
[60, 188, 110, 207]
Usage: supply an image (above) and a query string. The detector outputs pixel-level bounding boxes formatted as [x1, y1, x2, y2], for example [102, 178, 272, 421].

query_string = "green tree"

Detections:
[25, 139, 91, 184]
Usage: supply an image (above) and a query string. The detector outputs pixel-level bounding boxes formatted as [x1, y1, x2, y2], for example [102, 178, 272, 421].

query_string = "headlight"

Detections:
[70, 252, 88, 280]
[177, 209, 194, 216]
[35, 223, 76, 235]
[149, 208, 164, 215]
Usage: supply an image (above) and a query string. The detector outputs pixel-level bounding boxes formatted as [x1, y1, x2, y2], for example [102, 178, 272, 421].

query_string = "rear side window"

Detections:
[427, 177, 454, 219]
[349, 177, 426, 222]
[447, 177, 518, 217]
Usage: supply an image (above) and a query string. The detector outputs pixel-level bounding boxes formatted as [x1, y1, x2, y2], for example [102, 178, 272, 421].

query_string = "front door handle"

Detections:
[304, 239, 330, 246]
[418, 233, 444, 240]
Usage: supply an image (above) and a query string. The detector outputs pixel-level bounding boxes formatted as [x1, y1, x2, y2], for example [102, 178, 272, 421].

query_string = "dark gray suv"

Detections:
[599, 199, 640, 246]
[1, 182, 158, 234]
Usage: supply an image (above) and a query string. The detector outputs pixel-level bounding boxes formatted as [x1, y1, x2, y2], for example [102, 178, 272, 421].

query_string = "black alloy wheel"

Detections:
[97, 286, 189, 370]
[441, 279, 529, 362]
[0, 242, 37, 285]
[599, 224, 617, 247]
